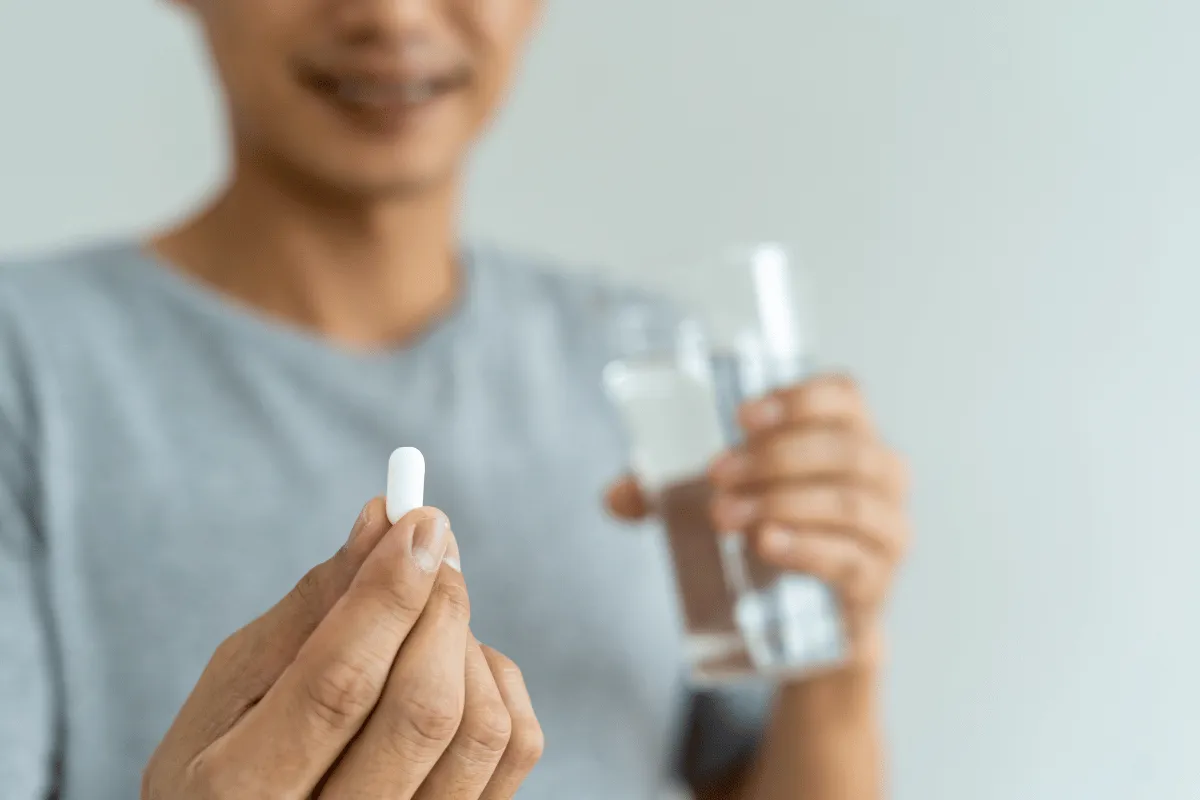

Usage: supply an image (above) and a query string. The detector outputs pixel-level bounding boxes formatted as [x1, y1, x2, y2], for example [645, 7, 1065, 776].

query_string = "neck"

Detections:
[152, 157, 462, 349]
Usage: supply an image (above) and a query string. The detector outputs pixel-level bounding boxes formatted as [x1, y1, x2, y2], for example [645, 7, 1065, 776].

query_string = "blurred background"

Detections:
[3, 1, 1199, 798]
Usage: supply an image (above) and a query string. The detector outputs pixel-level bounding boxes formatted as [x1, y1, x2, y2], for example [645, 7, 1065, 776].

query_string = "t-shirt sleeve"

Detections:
[0, 308, 57, 798]
[678, 682, 774, 790]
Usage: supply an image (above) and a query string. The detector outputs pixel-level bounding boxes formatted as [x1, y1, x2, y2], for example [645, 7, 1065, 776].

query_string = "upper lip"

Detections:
[299, 60, 468, 91]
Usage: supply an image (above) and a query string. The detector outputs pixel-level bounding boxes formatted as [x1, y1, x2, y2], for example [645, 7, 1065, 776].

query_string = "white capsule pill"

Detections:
[386, 447, 425, 524]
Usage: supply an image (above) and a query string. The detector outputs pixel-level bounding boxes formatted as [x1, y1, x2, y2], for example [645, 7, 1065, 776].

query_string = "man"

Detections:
[0, 1, 910, 798]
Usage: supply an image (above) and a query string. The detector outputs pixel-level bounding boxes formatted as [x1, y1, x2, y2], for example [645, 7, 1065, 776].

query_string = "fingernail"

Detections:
[412, 515, 449, 573]
[744, 396, 785, 429]
[443, 534, 462, 573]
[710, 452, 750, 483]
[761, 526, 792, 556]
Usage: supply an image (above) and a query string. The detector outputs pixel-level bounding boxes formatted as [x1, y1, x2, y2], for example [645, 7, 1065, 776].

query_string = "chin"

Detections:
[340, 169, 457, 200]
[270, 145, 463, 202]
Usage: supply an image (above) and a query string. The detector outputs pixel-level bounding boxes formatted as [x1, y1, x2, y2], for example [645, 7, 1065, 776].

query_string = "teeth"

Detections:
[403, 83, 435, 104]
[336, 82, 377, 105]
[336, 80, 438, 108]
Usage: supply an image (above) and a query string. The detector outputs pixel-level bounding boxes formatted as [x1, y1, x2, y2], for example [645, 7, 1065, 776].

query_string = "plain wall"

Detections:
[3, 1, 1199, 798]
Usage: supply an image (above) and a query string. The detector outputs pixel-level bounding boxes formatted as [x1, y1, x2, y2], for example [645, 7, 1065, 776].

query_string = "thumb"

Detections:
[605, 475, 652, 522]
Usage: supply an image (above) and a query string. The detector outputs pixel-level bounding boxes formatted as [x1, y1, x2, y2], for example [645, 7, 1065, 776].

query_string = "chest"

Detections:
[46, 344, 688, 793]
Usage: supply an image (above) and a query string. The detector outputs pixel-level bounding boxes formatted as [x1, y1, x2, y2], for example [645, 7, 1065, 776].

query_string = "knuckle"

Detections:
[460, 700, 513, 756]
[302, 657, 379, 732]
[483, 647, 532, 697]
[432, 578, 472, 623]
[205, 628, 265, 700]
[395, 691, 464, 747]
[183, 750, 232, 799]
[506, 716, 546, 770]
[209, 631, 244, 668]
[292, 565, 329, 613]
[835, 486, 865, 527]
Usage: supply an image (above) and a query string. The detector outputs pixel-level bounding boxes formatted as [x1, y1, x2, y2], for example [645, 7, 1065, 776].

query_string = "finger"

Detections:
[710, 428, 907, 499]
[320, 536, 470, 798]
[412, 639, 510, 799]
[479, 647, 544, 800]
[754, 526, 891, 610]
[712, 484, 909, 558]
[605, 474, 651, 521]
[163, 497, 391, 763]
[739, 374, 872, 435]
[199, 508, 451, 797]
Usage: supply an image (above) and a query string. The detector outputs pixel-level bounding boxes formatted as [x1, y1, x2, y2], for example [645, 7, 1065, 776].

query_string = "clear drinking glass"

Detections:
[603, 244, 846, 685]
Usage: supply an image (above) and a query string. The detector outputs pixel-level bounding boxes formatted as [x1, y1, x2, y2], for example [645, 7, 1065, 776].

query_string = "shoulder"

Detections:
[0, 240, 139, 327]
[0, 241, 142, 435]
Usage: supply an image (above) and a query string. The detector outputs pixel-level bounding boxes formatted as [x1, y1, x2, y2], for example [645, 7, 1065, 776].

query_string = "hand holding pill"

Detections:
[141, 448, 543, 799]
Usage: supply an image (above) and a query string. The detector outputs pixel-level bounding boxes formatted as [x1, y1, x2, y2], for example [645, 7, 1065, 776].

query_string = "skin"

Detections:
[144, 501, 544, 798]
[608, 375, 910, 800]
[155, 0, 541, 346]
[144, 1, 909, 798]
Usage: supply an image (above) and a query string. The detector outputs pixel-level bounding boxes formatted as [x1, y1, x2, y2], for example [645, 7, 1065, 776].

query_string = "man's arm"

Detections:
[696, 378, 906, 800]
[691, 660, 882, 800]
[610, 375, 906, 800]
[724, 666, 883, 800]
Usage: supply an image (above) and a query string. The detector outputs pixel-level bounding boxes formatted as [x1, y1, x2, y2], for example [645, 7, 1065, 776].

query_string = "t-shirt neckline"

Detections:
[114, 240, 481, 367]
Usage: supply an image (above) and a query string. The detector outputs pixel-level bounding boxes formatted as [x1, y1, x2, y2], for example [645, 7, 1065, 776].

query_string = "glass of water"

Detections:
[603, 243, 846, 685]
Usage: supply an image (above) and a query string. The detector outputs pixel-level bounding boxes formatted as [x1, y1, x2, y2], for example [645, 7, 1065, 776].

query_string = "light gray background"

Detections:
[2, 1, 1198, 798]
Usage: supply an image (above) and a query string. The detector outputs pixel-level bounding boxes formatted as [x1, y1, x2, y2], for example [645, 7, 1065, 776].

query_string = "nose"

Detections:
[332, 0, 439, 44]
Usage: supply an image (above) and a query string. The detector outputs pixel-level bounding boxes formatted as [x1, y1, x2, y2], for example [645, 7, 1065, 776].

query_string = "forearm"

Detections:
[735, 666, 885, 800]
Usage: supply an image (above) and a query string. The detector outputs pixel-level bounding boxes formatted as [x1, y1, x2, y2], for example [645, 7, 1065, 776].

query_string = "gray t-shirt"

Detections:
[0, 242, 767, 799]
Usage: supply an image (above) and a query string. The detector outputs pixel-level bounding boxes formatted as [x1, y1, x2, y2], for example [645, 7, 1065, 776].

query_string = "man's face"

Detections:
[184, 0, 540, 197]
